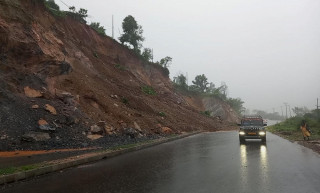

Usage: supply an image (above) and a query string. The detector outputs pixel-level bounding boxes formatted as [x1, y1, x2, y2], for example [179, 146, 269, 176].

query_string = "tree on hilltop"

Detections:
[45, 0, 59, 10]
[191, 74, 209, 93]
[142, 48, 153, 62]
[173, 74, 188, 90]
[119, 15, 144, 53]
[67, 6, 88, 23]
[158, 56, 172, 68]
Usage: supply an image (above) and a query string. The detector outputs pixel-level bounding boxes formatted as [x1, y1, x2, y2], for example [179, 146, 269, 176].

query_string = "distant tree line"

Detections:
[249, 106, 318, 121]
[250, 110, 285, 120]
[173, 73, 245, 115]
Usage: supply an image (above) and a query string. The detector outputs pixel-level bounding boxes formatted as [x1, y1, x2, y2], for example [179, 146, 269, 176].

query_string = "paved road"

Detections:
[2, 131, 320, 193]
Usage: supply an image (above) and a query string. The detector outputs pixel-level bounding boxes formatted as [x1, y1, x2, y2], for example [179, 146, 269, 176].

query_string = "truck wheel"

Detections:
[261, 137, 266, 143]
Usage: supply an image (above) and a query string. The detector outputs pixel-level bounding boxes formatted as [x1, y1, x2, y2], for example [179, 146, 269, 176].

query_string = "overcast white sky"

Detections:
[56, 0, 320, 113]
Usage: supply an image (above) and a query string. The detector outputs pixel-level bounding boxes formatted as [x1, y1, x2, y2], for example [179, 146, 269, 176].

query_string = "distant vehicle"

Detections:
[238, 115, 267, 143]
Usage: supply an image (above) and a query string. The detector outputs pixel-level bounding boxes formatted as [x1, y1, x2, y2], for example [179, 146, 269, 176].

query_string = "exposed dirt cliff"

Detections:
[0, 0, 237, 151]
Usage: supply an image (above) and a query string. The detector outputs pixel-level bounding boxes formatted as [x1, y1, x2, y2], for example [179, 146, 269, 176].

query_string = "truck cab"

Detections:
[238, 115, 267, 143]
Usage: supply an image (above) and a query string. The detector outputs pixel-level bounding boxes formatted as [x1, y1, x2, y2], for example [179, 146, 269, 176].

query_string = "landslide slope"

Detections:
[0, 0, 225, 150]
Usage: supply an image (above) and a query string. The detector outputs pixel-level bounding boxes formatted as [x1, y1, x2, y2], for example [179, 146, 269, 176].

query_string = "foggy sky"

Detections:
[56, 0, 320, 113]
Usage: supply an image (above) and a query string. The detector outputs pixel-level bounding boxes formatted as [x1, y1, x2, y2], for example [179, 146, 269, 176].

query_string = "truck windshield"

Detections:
[242, 120, 263, 126]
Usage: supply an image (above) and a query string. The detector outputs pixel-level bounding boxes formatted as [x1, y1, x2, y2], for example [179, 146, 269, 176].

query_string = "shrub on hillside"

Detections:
[141, 86, 156, 95]
[90, 22, 106, 36]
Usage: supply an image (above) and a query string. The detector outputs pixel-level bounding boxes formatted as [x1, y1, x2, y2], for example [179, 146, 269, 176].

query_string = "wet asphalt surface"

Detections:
[2, 131, 320, 193]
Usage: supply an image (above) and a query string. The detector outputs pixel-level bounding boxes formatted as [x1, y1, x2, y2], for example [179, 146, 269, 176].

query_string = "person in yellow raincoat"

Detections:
[300, 120, 311, 141]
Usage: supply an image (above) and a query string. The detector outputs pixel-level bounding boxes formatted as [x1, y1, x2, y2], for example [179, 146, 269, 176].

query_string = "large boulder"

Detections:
[90, 124, 104, 135]
[124, 128, 138, 138]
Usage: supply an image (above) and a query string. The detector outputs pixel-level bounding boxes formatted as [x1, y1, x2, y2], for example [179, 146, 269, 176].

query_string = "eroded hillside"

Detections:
[0, 0, 237, 150]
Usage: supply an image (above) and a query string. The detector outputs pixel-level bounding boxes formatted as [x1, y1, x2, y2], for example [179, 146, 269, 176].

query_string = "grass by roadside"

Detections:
[267, 116, 320, 141]
[0, 164, 40, 176]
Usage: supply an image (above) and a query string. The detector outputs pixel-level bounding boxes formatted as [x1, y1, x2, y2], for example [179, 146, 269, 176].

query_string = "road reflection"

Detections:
[240, 141, 269, 190]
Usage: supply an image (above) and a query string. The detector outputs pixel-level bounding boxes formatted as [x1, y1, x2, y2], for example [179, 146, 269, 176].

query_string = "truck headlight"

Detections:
[259, 131, 266, 136]
[239, 131, 245, 135]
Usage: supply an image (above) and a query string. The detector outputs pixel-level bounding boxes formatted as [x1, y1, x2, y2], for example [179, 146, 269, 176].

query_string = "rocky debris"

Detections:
[65, 116, 78, 126]
[1, 135, 8, 140]
[60, 61, 72, 75]
[24, 86, 43, 98]
[90, 122, 118, 136]
[110, 94, 119, 99]
[87, 134, 103, 140]
[38, 119, 55, 131]
[38, 119, 48, 126]
[90, 124, 104, 135]
[118, 120, 127, 128]
[124, 128, 138, 138]
[21, 131, 51, 142]
[152, 124, 173, 134]
[45, 104, 57, 115]
[56, 91, 78, 106]
[52, 121, 61, 128]
[214, 116, 222, 123]
[104, 125, 116, 135]
[97, 121, 106, 128]
[39, 124, 55, 131]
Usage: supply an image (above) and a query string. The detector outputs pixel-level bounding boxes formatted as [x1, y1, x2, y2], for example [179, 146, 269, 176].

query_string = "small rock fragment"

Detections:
[31, 104, 39, 109]
[87, 134, 103, 140]
[39, 124, 55, 131]
[24, 86, 43, 98]
[38, 119, 48, 126]
[133, 122, 142, 132]
[45, 104, 57, 115]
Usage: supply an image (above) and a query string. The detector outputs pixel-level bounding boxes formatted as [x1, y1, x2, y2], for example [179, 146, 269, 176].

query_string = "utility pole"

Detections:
[317, 98, 319, 120]
[112, 15, 114, 39]
[289, 105, 292, 117]
[151, 48, 154, 63]
[284, 103, 288, 119]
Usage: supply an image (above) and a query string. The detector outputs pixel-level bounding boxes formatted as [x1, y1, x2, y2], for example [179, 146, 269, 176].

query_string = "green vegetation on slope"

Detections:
[268, 110, 320, 141]
[173, 73, 245, 115]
